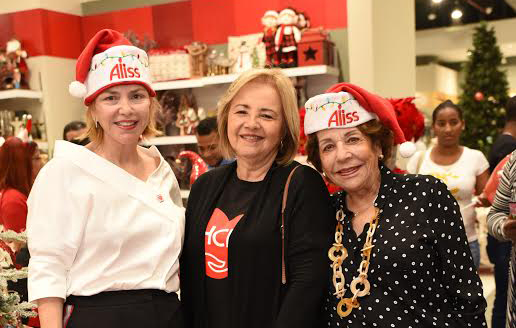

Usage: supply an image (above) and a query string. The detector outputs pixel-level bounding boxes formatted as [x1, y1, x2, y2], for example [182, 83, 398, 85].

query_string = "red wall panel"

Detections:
[152, 2, 193, 48]
[11, 10, 46, 57]
[81, 7, 154, 46]
[0, 1, 347, 57]
[191, 0, 235, 44]
[43, 10, 83, 58]
[0, 14, 14, 49]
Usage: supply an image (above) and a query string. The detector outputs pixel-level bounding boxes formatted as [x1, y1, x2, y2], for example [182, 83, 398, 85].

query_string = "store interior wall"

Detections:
[2, 0, 516, 154]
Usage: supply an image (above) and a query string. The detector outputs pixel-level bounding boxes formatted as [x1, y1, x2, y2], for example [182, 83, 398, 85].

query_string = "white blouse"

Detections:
[27, 141, 185, 302]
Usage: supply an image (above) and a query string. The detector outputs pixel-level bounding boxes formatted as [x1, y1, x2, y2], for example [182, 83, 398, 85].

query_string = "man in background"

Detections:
[486, 95, 516, 328]
[63, 120, 89, 145]
[195, 117, 233, 169]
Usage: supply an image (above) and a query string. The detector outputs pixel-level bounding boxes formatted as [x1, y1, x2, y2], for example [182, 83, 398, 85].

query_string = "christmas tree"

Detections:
[458, 21, 509, 155]
[0, 230, 36, 327]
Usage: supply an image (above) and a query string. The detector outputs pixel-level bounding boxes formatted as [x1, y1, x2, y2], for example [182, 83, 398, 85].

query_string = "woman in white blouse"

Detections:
[407, 100, 490, 268]
[27, 29, 184, 328]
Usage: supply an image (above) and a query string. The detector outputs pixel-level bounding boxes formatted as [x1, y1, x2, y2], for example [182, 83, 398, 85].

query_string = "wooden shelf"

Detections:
[152, 65, 339, 91]
[0, 89, 43, 100]
[142, 135, 197, 146]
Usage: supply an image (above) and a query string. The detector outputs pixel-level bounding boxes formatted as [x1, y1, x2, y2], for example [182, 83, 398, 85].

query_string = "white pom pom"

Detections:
[399, 141, 416, 158]
[69, 81, 87, 98]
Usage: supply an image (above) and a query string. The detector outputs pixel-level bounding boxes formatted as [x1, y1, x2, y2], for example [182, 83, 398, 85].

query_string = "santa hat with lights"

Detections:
[69, 29, 155, 105]
[304, 83, 416, 157]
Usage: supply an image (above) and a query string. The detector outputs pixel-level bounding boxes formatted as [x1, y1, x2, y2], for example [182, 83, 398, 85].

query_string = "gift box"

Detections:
[297, 28, 334, 67]
[149, 48, 192, 82]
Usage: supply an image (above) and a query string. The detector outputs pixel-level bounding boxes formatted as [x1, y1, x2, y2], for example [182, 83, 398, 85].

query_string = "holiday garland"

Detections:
[90, 52, 149, 72]
[307, 96, 353, 112]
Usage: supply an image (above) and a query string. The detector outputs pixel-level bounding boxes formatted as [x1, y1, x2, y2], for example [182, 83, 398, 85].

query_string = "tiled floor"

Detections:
[481, 272, 496, 327]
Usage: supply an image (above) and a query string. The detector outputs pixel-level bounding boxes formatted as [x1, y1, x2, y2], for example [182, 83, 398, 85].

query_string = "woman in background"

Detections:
[0, 137, 41, 233]
[407, 100, 490, 268]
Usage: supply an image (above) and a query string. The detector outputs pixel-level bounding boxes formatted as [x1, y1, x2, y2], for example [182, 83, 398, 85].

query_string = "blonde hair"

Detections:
[217, 68, 300, 166]
[84, 96, 161, 144]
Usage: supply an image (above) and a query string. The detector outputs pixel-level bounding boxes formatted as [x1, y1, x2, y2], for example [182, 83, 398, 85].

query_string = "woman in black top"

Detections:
[304, 83, 487, 327]
[180, 69, 333, 328]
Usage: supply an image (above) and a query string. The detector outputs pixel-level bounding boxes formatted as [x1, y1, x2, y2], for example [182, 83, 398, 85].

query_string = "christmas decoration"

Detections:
[148, 48, 191, 82]
[458, 22, 509, 155]
[388, 97, 425, 142]
[228, 34, 265, 73]
[261, 10, 279, 67]
[175, 94, 203, 136]
[474, 91, 484, 101]
[297, 11, 311, 32]
[0, 231, 37, 327]
[275, 8, 301, 68]
[177, 151, 208, 186]
[185, 42, 208, 78]
[233, 41, 253, 74]
[123, 30, 157, 52]
[297, 27, 334, 67]
[0, 38, 30, 90]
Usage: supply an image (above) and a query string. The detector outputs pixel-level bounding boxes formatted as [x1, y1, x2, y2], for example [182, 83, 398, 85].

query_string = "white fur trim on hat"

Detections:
[69, 81, 87, 98]
[304, 92, 378, 135]
[263, 10, 278, 18]
[398, 141, 416, 158]
[280, 8, 296, 17]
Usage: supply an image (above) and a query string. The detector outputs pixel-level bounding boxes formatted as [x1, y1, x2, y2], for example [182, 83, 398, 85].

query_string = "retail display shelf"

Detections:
[152, 65, 339, 91]
[180, 189, 190, 199]
[0, 89, 43, 100]
[142, 135, 197, 146]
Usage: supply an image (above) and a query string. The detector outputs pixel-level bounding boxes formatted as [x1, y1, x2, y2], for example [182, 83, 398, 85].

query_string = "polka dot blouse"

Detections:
[323, 164, 487, 327]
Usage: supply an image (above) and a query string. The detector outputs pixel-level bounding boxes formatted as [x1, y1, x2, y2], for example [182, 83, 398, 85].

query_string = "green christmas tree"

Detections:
[0, 230, 36, 327]
[458, 22, 509, 155]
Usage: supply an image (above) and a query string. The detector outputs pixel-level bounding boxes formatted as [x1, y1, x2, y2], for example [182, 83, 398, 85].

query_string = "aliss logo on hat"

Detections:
[110, 57, 141, 81]
[327, 107, 359, 128]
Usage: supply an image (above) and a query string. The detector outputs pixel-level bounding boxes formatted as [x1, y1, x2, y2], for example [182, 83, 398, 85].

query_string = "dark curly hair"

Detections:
[306, 120, 394, 173]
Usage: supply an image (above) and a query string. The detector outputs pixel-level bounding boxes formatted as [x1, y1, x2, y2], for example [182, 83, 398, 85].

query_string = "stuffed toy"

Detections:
[275, 8, 301, 68]
[261, 10, 279, 67]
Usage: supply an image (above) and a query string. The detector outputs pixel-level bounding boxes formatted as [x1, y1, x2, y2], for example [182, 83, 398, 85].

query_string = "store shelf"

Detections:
[142, 135, 197, 146]
[0, 89, 43, 100]
[152, 65, 339, 91]
[180, 189, 190, 199]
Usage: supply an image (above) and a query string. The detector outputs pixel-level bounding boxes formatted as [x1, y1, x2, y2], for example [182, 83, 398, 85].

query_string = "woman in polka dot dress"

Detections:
[304, 83, 487, 327]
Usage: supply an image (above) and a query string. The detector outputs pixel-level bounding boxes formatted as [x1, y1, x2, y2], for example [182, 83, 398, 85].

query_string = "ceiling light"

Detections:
[451, 8, 463, 19]
[485, 7, 493, 15]
[428, 12, 437, 20]
[432, 0, 443, 3]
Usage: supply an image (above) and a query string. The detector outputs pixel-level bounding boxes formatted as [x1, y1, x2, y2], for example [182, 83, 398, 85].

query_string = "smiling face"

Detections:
[432, 107, 464, 147]
[227, 81, 284, 164]
[317, 126, 381, 193]
[92, 84, 150, 146]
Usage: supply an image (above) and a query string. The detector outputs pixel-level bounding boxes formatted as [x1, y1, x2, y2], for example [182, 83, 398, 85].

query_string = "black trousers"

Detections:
[64, 289, 184, 328]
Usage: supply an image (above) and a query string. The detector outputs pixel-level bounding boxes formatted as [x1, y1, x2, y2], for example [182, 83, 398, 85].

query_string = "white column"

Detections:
[347, 0, 416, 97]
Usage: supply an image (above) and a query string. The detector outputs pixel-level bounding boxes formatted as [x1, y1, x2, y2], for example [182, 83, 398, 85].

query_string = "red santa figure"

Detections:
[275, 8, 301, 68]
[261, 10, 279, 67]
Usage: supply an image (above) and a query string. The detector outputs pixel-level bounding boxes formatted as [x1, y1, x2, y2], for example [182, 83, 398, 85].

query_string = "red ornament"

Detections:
[474, 91, 484, 101]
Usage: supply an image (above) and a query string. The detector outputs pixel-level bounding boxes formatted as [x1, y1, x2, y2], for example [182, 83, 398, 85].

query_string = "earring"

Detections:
[280, 139, 284, 149]
[379, 154, 384, 160]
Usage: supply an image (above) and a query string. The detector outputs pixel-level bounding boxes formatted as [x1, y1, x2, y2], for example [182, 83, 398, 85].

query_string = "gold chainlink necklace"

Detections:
[328, 207, 380, 318]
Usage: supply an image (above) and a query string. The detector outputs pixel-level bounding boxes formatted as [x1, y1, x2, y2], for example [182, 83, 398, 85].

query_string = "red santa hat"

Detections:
[69, 29, 156, 105]
[304, 83, 416, 157]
